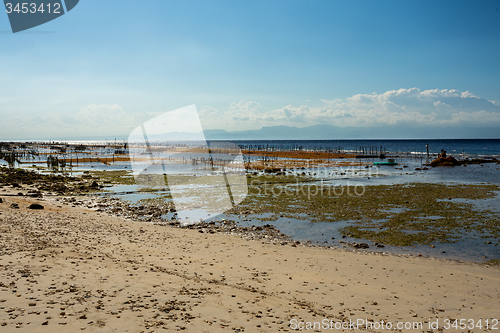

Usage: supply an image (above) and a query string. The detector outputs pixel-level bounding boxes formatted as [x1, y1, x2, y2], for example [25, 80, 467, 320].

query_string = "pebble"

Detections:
[28, 203, 44, 210]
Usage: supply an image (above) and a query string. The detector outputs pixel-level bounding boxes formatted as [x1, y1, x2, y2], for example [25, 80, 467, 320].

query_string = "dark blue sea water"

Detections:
[216, 139, 500, 157]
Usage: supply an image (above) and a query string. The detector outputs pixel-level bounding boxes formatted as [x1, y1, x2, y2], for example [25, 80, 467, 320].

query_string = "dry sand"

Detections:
[0, 189, 499, 332]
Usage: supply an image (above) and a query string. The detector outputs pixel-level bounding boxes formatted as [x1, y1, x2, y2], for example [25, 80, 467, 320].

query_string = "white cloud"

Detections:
[200, 101, 267, 130]
[199, 88, 500, 131]
[0, 104, 166, 139]
[433, 101, 451, 108]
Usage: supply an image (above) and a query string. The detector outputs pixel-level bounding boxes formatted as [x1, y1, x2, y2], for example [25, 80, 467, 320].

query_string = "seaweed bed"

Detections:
[1, 167, 499, 265]
[229, 175, 500, 248]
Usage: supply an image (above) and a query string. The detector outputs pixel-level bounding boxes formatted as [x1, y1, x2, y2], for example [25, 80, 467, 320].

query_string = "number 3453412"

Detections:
[443, 319, 499, 330]
[5, 2, 62, 14]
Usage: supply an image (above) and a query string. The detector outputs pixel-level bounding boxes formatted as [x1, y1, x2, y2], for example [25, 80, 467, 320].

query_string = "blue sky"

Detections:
[1, 0, 500, 139]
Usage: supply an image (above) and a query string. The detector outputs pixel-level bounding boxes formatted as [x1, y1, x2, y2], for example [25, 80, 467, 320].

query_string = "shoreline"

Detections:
[71, 192, 500, 267]
[8, 185, 497, 267]
[1, 188, 500, 332]
[1, 166, 499, 265]
[7, 189, 499, 268]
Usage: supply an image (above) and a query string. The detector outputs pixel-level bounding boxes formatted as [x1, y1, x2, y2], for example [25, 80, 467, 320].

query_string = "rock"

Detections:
[0, 198, 2, 203]
[430, 156, 460, 167]
[353, 243, 369, 249]
[461, 157, 498, 165]
[10, 203, 19, 209]
[28, 203, 44, 210]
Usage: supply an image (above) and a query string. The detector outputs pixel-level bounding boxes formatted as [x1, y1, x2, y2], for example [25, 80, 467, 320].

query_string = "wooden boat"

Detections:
[373, 158, 398, 166]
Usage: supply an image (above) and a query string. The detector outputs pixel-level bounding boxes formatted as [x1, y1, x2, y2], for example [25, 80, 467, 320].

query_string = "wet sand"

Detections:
[1, 189, 499, 332]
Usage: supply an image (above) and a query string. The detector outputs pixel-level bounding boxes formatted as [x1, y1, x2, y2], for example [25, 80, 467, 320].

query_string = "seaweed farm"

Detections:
[0, 141, 130, 169]
[1, 139, 500, 264]
[1, 139, 499, 172]
[0, 141, 249, 176]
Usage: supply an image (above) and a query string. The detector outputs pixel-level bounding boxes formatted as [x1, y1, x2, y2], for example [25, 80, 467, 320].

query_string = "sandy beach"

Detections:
[0, 186, 499, 333]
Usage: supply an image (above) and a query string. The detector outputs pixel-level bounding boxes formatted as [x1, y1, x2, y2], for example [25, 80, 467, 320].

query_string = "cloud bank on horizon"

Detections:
[1, 87, 499, 140]
[199, 88, 500, 131]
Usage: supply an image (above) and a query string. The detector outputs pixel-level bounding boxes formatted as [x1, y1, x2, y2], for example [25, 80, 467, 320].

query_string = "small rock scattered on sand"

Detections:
[28, 203, 44, 210]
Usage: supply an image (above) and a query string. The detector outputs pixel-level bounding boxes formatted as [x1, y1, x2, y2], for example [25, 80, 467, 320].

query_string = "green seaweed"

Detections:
[88, 170, 136, 185]
[484, 259, 500, 266]
[230, 178, 500, 246]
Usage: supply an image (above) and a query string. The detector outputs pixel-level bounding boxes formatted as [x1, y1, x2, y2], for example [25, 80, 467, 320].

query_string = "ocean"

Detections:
[226, 139, 500, 157]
